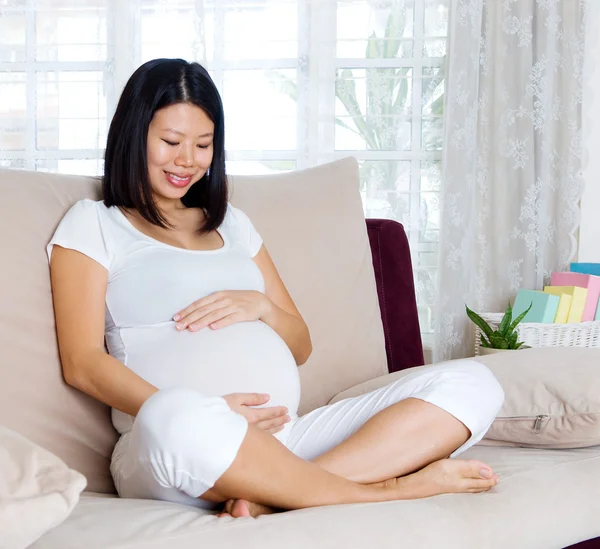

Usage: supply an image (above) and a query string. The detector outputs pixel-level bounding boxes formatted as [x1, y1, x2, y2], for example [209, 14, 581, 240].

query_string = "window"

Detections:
[0, 0, 448, 344]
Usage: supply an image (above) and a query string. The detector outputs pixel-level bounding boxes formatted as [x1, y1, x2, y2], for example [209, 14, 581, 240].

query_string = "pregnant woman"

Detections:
[48, 58, 504, 519]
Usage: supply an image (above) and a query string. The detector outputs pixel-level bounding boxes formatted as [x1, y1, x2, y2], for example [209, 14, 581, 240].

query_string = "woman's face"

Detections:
[146, 102, 215, 205]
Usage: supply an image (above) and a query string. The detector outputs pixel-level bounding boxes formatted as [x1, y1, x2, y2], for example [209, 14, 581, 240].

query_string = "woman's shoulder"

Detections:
[55, 199, 117, 237]
[223, 203, 252, 226]
[64, 198, 107, 216]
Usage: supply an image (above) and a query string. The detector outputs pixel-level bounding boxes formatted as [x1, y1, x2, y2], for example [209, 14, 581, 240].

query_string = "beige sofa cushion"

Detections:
[0, 158, 387, 494]
[33, 445, 600, 549]
[0, 169, 117, 494]
[475, 347, 600, 448]
[0, 426, 86, 549]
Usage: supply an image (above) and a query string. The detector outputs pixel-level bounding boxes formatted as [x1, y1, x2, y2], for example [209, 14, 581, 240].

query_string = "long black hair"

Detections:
[103, 58, 227, 232]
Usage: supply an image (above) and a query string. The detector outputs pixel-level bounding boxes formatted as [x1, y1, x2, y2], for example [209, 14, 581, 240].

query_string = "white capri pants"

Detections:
[111, 359, 504, 509]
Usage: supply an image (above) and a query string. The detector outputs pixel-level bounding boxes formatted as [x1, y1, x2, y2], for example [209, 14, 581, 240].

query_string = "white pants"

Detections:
[111, 359, 504, 509]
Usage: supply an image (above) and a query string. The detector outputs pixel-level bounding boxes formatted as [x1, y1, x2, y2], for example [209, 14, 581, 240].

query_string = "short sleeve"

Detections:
[227, 205, 263, 257]
[47, 199, 112, 271]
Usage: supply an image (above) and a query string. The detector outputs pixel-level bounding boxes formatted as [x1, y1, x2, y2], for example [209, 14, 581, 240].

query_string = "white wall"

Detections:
[579, 1, 600, 262]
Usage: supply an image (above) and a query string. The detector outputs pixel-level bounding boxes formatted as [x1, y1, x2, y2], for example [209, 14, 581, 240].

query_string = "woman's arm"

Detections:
[252, 245, 312, 366]
[50, 245, 158, 416]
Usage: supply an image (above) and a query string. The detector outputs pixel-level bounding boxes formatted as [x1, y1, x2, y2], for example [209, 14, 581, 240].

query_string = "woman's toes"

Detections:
[466, 476, 498, 492]
[465, 460, 495, 479]
[230, 499, 252, 518]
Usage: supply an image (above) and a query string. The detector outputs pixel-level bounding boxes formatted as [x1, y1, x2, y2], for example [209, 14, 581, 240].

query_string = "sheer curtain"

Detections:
[434, 0, 586, 361]
[0, 0, 448, 349]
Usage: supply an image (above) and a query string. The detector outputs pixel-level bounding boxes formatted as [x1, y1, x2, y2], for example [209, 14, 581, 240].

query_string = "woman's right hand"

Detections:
[223, 393, 291, 434]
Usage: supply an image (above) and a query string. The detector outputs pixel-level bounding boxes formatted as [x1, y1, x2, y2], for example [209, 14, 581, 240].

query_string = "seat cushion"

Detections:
[33, 444, 600, 549]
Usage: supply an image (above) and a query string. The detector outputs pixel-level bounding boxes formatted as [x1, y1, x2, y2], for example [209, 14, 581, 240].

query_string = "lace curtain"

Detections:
[434, 0, 587, 361]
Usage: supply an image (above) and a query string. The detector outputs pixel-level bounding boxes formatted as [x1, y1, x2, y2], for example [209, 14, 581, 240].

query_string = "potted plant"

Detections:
[465, 303, 532, 355]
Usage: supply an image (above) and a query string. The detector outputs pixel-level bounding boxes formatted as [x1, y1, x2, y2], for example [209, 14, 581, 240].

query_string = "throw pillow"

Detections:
[0, 426, 87, 549]
[475, 347, 600, 448]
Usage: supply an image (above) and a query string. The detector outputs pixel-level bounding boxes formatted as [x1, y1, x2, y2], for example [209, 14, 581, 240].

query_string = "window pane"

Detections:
[37, 119, 107, 151]
[419, 191, 440, 243]
[36, 72, 107, 151]
[359, 160, 410, 193]
[0, 11, 26, 62]
[0, 159, 26, 169]
[420, 160, 441, 192]
[423, 39, 446, 58]
[36, 158, 104, 176]
[141, 4, 207, 63]
[37, 72, 106, 119]
[0, 72, 26, 150]
[227, 160, 296, 175]
[424, 1, 449, 36]
[422, 67, 444, 116]
[336, 69, 412, 151]
[0, 118, 26, 150]
[35, 8, 107, 62]
[222, 70, 296, 151]
[422, 117, 443, 151]
[337, 1, 414, 58]
[224, 3, 298, 60]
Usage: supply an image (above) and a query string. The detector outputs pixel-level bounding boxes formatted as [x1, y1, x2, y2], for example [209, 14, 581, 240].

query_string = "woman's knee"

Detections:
[450, 360, 505, 420]
[132, 387, 248, 494]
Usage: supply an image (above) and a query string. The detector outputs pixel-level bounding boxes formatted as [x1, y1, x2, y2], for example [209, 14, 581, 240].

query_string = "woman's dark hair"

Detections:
[103, 58, 227, 232]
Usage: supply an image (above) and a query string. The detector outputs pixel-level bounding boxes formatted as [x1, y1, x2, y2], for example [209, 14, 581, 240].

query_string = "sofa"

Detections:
[1, 158, 599, 548]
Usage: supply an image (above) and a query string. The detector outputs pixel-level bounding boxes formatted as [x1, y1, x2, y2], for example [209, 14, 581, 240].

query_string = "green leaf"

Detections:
[489, 334, 509, 349]
[507, 330, 519, 349]
[465, 305, 494, 338]
[383, 7, 406, 59]
[508, 303, 532, 333]
[335, 69, 378, 150]
[264, 70, 298, 102]
[366, 31, 380, 59]
[480, 333, 491, 348]
[335, 117, 360, 135]
[498, 303, 512, 337]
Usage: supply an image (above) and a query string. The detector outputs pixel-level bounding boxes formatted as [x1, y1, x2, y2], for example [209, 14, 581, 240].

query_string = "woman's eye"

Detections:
[162, 139, 178, 146]
[197, 144, 211, 149]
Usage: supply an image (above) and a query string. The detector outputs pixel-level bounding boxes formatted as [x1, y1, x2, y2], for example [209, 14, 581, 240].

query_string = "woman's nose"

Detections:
[175, 147, 194, 167]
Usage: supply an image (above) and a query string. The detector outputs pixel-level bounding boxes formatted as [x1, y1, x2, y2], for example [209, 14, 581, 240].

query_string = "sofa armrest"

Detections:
[366, 219, 424, 373]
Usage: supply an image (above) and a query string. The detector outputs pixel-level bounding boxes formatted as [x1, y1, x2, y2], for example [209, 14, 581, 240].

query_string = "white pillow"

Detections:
[0, 426, 86, 549]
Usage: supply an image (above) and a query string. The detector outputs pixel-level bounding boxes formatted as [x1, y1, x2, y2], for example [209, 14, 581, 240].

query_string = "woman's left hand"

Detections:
[173, 290, 271, 331]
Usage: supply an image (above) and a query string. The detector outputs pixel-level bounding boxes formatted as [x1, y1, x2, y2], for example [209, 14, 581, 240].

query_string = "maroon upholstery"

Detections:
[366, 217, 600, 549]
[366, 219, 424, 372]
[565, 539, 600, 548]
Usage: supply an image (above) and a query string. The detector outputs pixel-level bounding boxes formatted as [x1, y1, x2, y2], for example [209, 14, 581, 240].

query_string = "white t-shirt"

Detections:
[47, 199, 301, 438]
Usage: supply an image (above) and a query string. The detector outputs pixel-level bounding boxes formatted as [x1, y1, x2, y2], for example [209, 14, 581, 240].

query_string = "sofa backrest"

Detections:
[0, 158, 387, 494]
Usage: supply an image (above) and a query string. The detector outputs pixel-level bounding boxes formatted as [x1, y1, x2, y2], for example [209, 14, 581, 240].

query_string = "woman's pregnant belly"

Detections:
[107, 321, 302, 438]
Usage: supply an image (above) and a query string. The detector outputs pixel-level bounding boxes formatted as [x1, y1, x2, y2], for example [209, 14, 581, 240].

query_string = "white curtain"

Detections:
[434, 0, 586, 361]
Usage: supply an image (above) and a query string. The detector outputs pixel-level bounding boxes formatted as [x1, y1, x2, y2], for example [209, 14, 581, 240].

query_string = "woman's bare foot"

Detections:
[217, 498, 277, 519]
[215, 458, 498, 517]
[385, 459, 499, 499]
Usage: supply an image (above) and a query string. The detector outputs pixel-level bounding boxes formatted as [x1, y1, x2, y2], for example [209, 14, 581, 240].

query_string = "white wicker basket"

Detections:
[473, 313, 600, 356]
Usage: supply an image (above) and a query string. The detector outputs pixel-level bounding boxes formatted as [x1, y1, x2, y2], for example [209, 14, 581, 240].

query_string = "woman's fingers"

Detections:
[187, 306, 236, 331]
[251, 406, 288, 422]
[175, 299, 232, 330]
[174, 292, 226, 321]
[255, 415, 291, 433]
